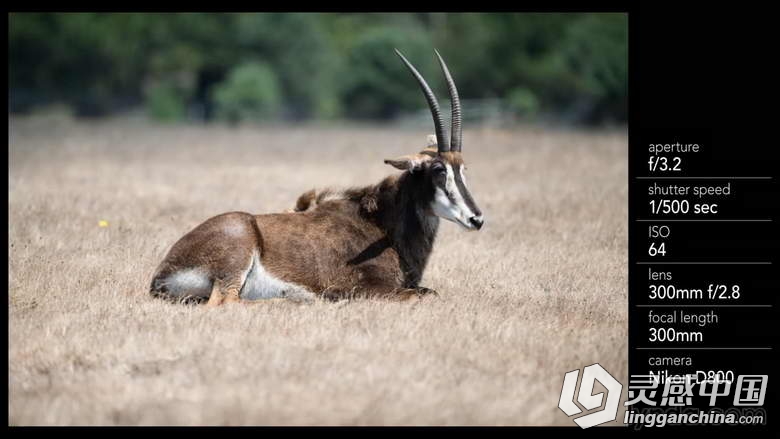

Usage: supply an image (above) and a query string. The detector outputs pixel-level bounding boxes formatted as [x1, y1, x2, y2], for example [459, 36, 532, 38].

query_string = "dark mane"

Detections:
[292, 171, 438, 287]
[297, 172, 439, 288]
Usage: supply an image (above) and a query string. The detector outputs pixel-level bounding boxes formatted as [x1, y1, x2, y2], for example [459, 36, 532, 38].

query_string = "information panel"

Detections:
[627, 129, 777, 428]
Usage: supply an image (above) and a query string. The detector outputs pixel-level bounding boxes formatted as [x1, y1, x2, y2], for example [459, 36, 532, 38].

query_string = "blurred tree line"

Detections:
[9, 13, 627, 125]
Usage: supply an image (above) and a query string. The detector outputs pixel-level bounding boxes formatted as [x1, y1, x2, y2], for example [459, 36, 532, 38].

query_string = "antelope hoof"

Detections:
[416, 287, 439, 298]
[396, 287, 438, 302]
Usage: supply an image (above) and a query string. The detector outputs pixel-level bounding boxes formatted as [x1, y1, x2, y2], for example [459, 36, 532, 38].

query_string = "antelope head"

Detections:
[385, 49, 484, 231]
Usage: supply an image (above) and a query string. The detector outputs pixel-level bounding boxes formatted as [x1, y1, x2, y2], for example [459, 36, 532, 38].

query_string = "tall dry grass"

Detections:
[9, 116, 628, 425]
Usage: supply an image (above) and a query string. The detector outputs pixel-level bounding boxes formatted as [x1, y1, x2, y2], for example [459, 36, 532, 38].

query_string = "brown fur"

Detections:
[293, 189, 317, 212]
[151, 45, 480, 305]
[149, 147, 471, 303]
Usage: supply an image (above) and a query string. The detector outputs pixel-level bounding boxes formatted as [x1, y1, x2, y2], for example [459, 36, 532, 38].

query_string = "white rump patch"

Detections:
[160, 269, 212, 298]
[240, 252, 315, 302]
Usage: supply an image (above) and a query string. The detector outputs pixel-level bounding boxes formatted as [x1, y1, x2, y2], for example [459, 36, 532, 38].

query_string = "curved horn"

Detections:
[394, 49, 449, 153]
[434, 49, 462, 152]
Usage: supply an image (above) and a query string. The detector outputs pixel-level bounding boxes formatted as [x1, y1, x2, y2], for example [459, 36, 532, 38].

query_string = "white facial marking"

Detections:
[459, 166, 484, 224]
[459, 166, 468, 185]
[431, 164, 478, 229]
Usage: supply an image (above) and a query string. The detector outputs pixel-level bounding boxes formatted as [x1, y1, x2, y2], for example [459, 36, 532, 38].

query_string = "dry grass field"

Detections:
[9, 115, 628, 426]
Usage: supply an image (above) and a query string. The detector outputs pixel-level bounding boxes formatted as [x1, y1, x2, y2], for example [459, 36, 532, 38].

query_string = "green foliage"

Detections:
[211, 62, 282, 123]
[9, 12, 628, 125]
[563, 14, 628, 98]
[146, 82, 187, 122]
[233, 13, 340, 119]
[560, 14, 628, 122]
[507, 87, 540, 119]
[340, 25, 435, 119]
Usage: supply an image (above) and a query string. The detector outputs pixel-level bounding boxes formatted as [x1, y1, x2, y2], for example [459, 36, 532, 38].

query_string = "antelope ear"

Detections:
[384, 155, 424, 171]
[384, 148, 436, 172]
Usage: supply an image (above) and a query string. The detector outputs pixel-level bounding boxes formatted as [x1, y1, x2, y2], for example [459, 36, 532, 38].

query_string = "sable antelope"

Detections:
[149, 49, 484, 305]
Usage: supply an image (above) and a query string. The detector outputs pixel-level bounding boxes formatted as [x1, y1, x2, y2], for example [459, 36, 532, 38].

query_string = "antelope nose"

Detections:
[469, 216, 484, 230]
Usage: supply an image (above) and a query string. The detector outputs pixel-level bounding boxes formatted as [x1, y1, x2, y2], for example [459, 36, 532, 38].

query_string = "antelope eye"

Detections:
[432, 165, 446, 175]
